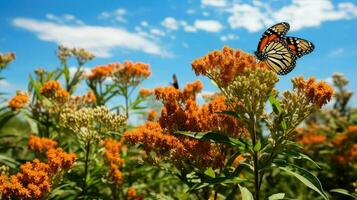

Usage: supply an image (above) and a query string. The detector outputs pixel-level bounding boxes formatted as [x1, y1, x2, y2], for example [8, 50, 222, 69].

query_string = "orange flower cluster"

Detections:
[293, 77, 334, 107]
[191, 46, 269, 86]
[103, 139, 125, 185]
[40, 81, 69, 102]
[126, 187, 138, 200]
[182, 80, 203, 100]
[347, 125, 357, 134]
[139, 88, 152, 97]
[8, 91, 29, 110]
[82, 90, 97, 104]
[114, 61, 151, 86]
[28, 135, 58, 153]
[0, 137, 76, 200]
[123, 122, 223, 168]
[46, 148, 76, 173]
[0, 159, 52, 199]
[124, 82, 244, 168]
[154, 82, 244, 137]
[121, 61, 151, 79]
[87, 63, 116, 81]
[297, 133, 327, 146]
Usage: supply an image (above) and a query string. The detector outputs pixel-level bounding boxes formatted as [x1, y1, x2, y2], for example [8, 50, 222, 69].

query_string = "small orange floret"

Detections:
[46, 148, 76, 172]
[28, 135, 58, 153]
[123, 61, 151, 78]
[82, 90, 97, 104]
[147, 109, 157, 122]
[8, 91, 29, 110]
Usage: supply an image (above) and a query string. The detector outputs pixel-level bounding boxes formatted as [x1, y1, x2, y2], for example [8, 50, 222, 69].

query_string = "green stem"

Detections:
[83, 139, 91, 195]
[251, 115, 260, 200]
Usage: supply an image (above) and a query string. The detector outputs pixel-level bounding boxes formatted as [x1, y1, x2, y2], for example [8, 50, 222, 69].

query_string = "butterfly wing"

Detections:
[257, 22, 290, 54]
[286, 37, 315, 58]
[262, 39, 296, 75]
[172, 74, 179, 89]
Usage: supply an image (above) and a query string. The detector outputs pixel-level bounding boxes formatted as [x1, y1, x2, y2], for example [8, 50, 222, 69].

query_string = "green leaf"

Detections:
[239, 185, 254, 200]
[283, 150, 320, 169]
[175, 131, 249, 150]
[268, 193, 285, 200]
[204, 167, 215, 178]
[280, 165, 328, 200]
[330, 189, 357, 198]
[0, 155, 20, 169]
[268, 95, 282, 115]
[254, 140, 261, 152]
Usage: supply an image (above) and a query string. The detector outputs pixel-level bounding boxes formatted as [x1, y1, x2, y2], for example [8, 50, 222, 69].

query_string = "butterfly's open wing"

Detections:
[257, 22, 290, 53]
[286, 37, 315, 58]
[262, 39, 296, 75]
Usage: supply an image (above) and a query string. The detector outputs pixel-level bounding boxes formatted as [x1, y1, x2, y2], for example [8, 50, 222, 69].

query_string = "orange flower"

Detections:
[347, 144, 357, 161]
[347, 125, 357, 134]
[40, 81, 69, 102]
[293, 77, 334, 107]
[0, 154, 74, 200]
[87, 63, 116, 81]
[191, 46, 269, 86]
[297, 133, 327, 146]
[103, 139, 125, 185]
[122, 61, 151, 79]
[46, 148, 76, 173]
[40, 81, 61, 96]
[332, 133, 348, 146]
[127, 187, 137, 200]
[8, 91, 29, 110]
[28, 135, 58, 153]
[139, 88, 152, 97]
[232, 155, 244, 168]
[147, 109, 157, 122]
[182, 80, 203, 100]
[113, 61, 151, 87]
[82, 90, 97, 104]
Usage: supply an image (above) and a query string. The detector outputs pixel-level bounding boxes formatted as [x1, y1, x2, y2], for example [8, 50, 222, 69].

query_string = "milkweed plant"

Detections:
[1, 45, 356, 200]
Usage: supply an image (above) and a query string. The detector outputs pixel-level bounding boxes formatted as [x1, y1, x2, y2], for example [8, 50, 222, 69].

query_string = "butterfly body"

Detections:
[255, 22, 314, 75]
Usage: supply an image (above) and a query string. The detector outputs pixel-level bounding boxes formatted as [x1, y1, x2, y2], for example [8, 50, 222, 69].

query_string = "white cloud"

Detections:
[161, 17, 182, 30]
[13, 18, 170, 58]
[194, 20, 223, 32]
[0, 79, 10, 88]
[220, 33, 239, 42]
[187, 9, 196, 14]
[46, 13, 84, 25]
[329, 48, 345, 57]
[150, 28, 166, 37]
[227, 0, 357, 32]
[99, 8, 127, 23]
[201, 0, 226, 7]
[140, 20, 149, 27]
[184, 25, 197, 32]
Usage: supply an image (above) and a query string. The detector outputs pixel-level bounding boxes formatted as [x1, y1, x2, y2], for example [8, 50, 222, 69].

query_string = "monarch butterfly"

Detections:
[255, 22, 315, 75]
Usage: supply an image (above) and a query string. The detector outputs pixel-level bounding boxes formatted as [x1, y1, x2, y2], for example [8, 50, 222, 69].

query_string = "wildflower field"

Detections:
[1, 1, 357, 200]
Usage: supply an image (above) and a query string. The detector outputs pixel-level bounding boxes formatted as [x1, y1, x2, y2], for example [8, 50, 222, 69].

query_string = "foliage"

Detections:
[0, 46, 355, 200]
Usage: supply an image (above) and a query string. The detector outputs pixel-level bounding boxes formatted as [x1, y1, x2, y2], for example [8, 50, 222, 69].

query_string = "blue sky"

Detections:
[1, 0, 357, 105]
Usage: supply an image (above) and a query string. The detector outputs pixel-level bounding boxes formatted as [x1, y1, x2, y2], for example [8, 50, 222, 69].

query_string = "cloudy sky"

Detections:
[1, 0, 357, 104]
